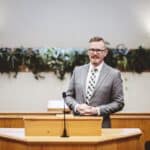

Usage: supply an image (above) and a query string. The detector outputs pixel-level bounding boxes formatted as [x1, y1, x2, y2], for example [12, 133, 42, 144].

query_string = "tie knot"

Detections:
[92, 68, 98, 73]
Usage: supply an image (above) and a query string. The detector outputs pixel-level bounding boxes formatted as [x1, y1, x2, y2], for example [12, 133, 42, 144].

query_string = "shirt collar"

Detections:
[89, 61, 104, 72]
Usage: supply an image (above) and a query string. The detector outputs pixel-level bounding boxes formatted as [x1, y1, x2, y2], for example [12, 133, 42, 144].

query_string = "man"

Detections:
[65, 36, 124, 128]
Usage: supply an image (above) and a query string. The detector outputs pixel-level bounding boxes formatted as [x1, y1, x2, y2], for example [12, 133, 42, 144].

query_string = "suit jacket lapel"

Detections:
[81, 64, 89, 100]
[92, 63, 110, 98]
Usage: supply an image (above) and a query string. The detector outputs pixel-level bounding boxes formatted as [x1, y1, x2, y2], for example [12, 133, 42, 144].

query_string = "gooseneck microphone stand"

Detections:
[61, 92, 69, 137]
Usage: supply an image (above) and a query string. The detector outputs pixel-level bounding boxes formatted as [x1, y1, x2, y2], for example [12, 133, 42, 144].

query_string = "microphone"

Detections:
[61, 92, 69, 137]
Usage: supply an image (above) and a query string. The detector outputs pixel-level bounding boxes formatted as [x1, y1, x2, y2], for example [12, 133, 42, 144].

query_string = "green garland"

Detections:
[0, 46, 150, 79]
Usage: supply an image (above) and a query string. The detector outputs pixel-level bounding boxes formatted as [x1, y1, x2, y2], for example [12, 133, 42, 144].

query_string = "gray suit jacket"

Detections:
[65, 63, 124, 128]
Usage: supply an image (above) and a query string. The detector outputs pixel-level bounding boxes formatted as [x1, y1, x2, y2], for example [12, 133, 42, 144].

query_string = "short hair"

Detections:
[89, 36, 104, 43]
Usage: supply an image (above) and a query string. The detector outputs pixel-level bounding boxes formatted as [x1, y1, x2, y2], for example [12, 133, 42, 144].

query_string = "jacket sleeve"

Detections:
[99, 71, 124, 116]
[65, 67, 79, 111]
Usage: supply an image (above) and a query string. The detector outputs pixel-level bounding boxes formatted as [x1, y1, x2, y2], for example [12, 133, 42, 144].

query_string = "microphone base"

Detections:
[61, 129, 69, 137]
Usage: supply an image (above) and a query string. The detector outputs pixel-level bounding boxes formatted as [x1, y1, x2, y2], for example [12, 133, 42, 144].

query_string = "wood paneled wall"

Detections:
[0, 113, 150, 150]
[0, 112, 57, 128]
[111, 113, 150, 150]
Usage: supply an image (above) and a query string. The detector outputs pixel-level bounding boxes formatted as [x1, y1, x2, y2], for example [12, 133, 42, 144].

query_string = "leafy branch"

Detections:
[0, 46, 150, 79]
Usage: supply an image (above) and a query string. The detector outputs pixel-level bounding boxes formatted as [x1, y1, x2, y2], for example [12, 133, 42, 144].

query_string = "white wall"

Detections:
[0, 0, 150, 112]
[122, 72, 150, 112]
[0, 72, 150, 112]
[0, 72, 70, 112]
[0, 0, 150, 48]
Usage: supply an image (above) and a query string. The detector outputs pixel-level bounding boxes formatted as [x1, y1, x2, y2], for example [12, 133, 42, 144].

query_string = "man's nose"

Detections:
[93, 51, 98, 54]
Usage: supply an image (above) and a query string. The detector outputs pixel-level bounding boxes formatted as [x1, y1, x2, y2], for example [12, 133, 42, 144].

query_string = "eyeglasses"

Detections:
[88, 48, 106, 53]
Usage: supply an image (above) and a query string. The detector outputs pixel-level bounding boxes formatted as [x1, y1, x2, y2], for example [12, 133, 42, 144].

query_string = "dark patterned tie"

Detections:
[86, 68, 97, 104]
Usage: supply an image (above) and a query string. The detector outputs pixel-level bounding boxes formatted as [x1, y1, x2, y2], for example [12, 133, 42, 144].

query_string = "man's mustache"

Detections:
[91, 55, 100, 58]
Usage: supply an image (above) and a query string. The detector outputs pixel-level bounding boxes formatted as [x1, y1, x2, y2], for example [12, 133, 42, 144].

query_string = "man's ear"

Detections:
[87, 49, 90, 56]
[104, 49, 108, 57]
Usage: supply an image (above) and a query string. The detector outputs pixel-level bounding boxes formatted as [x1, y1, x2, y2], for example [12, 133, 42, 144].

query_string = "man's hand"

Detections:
[76, 104, 98, 115]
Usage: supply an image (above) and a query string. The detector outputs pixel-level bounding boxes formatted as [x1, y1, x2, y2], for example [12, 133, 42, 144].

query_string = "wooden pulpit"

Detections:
[23, 115, 102, 136]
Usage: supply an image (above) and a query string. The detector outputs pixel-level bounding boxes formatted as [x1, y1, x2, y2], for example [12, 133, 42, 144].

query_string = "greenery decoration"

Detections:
[0, 46, 150, 79]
